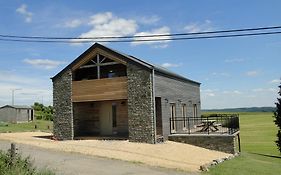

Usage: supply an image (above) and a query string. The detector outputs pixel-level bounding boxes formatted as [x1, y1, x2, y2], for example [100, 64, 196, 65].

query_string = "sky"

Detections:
[0, 0, 280, 109]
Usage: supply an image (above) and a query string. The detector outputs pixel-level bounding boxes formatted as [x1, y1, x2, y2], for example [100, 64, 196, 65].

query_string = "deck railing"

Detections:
[169, 114, 239, 135]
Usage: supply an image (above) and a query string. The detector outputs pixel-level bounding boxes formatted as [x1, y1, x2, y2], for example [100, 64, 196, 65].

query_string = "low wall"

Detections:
[168, 132, 240, 154]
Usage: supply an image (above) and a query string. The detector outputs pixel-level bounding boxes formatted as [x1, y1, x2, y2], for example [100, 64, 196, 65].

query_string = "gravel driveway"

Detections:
[0, 140, 194, 175]
[0, 132, 230, 173]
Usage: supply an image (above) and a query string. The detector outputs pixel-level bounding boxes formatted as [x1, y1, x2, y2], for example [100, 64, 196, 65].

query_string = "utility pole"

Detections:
[11, 88, 21, 105]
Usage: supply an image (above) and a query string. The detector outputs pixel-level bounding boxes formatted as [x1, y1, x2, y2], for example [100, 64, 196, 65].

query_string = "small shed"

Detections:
[0, 105, 34, 123]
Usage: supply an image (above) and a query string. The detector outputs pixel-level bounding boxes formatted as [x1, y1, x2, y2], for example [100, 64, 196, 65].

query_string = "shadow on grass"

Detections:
[250, 152, 281, 159]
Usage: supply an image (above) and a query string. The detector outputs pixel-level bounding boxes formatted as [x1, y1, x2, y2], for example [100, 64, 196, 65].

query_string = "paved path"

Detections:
[0, 140, 195, 175]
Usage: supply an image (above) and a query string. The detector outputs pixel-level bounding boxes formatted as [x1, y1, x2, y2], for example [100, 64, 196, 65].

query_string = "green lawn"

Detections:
[0, 120, 53, 133]
[204, 112, 281, 175]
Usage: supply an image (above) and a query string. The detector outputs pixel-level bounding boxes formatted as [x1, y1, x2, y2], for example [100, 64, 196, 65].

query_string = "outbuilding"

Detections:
[0, 105, 34, 123]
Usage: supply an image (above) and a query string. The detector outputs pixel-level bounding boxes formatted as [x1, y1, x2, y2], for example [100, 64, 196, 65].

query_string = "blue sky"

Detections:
[0, 0, 280, 109]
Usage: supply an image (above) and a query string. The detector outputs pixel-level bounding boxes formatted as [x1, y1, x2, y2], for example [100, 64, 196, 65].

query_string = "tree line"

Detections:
[32, 102, 53, 121]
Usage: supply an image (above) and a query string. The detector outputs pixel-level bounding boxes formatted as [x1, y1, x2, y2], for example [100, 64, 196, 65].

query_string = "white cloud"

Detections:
[0, 71, 52, 106]
[23, 59, 66, 70]
[224, 58, 245, 63]
[206, 93, 215, 97]
[16, 4, 33, 23]
[184, 20, 213, 33]
[160, 63, 181, 68]
[252, 88, 277, 92]
[0, 82, 52, 106]
[138, 15, 160, 24]
[212, 72, 230, 77]
[88, 12, 113, 25]
[201, 88, 276, 109]
[270, 79, 280, 84]
[201, 89, 218, 97]
[246, 70, 259, 77]
[233, 90, 242, 94]
[63, 19, 83, 28]
[72, 12, 137, 44]
[0, 71, 38, 85]
[131, 26, 171, 47]
[222, 90, 242, 94]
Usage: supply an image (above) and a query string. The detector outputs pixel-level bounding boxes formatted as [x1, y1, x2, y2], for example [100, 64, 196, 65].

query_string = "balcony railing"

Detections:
[170, 114, 239, 135]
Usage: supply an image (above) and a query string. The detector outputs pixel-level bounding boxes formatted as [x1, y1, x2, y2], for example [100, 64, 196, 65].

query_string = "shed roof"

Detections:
[51, 43, 200, 85]
[0, 105, 32, 109]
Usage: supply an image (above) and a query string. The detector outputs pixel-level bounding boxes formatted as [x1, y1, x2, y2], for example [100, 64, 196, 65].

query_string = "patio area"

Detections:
[168, 114, 241, 153]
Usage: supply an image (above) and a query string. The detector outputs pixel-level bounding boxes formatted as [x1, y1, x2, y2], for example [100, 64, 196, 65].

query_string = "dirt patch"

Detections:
[0, 132, 230, 172]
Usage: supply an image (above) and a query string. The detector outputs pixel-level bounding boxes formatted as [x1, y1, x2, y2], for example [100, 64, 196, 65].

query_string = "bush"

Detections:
[33, 102, 54, 121]
[35, 114, 43, 120]
[0, 122, 9, 127]
[0, 149, 55, 175]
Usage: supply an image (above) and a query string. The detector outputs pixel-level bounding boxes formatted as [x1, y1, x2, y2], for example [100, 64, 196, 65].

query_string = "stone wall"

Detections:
[154, 74, 201, 140]
[52, 69, 73, 140]
[127, 63, 155, 143]
[168, 133, 240, 154]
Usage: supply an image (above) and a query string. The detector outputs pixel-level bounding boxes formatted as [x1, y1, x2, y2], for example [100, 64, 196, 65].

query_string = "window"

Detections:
[112, 103, 117, 127]
[170, 103, 176, 131]
[73, 54, 127, 81]
[182, 104, 187, 128]
[193, 104, 197, 117]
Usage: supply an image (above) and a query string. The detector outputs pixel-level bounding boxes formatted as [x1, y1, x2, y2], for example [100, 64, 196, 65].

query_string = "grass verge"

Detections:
[0, 120, 53, 133]
[204, 112, 281, 175]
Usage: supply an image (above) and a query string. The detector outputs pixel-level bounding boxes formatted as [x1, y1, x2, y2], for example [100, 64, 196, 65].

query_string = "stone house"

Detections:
[52, 43, 201, 143]
[0, 105, 34, 123]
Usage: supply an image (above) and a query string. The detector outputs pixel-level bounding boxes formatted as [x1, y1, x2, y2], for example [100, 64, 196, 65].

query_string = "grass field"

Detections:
[0, 120, 53, 133]
[204, 112, 281, 175]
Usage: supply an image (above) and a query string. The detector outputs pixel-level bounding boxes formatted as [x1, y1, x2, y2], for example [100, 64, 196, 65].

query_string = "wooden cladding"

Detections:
[72, 77, 128, 102]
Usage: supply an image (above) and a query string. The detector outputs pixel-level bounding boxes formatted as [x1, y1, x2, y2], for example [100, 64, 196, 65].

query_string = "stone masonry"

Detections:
[168, 133, 239, 154]
[52, 70, 73, 140]
[127, 63, 156, 144]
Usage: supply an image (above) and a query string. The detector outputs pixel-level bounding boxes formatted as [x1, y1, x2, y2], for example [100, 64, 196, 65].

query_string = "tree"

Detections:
[32, 102, 54, 121]
[273, 82, 281, 153]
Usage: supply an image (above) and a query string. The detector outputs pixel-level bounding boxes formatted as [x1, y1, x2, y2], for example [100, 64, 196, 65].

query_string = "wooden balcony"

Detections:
[72, 77, 128, 102]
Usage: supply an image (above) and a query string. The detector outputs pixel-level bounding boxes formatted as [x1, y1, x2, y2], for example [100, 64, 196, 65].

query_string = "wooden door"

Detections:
[99, 102, 112, 135]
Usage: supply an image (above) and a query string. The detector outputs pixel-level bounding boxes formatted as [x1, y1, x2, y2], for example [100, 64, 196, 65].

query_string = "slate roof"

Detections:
[52, 43, 200, 85]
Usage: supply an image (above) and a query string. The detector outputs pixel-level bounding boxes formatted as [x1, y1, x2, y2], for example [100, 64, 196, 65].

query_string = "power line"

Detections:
[0, 31, 281, 43]
[0, 25, 281, 40]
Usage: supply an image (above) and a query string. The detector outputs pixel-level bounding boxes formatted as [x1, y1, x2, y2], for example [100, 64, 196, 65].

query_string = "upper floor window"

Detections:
[73, 54, 127, 81]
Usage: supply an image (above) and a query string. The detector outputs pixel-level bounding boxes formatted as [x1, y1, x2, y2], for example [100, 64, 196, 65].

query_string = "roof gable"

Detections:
[51, 43, 200, 85]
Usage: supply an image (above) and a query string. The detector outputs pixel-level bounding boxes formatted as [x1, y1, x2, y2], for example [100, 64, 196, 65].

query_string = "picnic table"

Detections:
[199, 120, 220, 132]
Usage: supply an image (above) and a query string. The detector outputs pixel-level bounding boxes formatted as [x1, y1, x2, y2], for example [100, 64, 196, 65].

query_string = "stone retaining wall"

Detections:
[168, 133, 240, 154]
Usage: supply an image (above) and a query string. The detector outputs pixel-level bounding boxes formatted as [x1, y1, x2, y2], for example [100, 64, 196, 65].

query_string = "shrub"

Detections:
[0, 149, 55, 175]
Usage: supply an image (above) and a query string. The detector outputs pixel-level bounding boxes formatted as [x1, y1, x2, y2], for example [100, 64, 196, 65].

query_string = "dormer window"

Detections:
[73, 54, 127, 81]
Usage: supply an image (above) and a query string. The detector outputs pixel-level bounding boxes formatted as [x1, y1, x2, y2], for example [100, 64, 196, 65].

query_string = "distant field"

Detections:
[204, 112, 281, 175]
[0, 120, 52, 133]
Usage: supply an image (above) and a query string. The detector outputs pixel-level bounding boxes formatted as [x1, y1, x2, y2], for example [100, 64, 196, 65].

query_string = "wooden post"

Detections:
[10, 143, 16, 166]
[97, 54, 100, 79]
